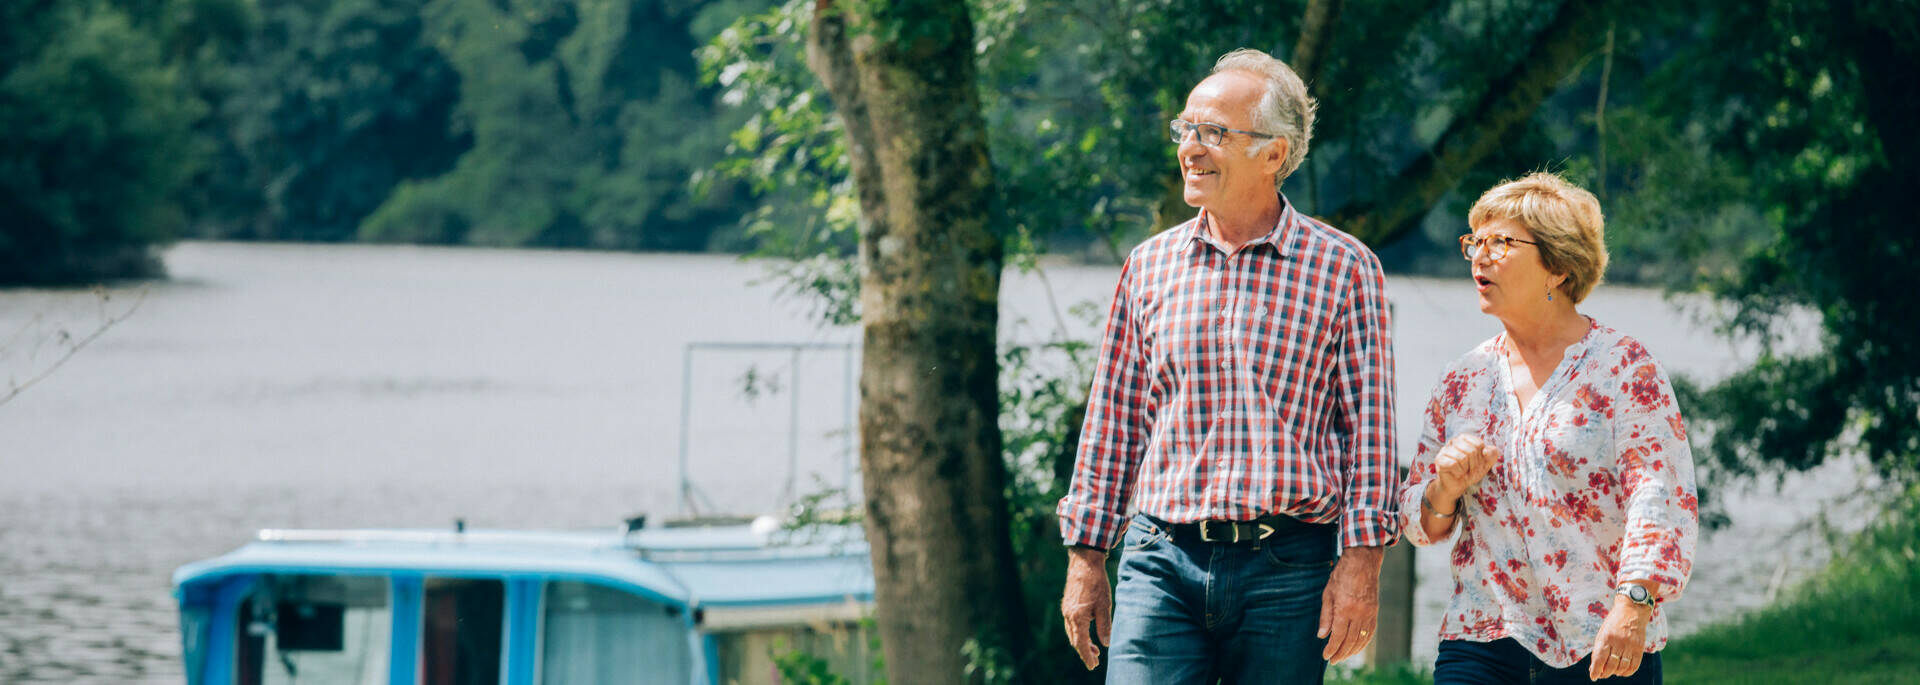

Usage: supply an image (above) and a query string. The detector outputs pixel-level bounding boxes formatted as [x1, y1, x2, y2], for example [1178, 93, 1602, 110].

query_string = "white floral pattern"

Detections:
[1398, 319, 1699, 668]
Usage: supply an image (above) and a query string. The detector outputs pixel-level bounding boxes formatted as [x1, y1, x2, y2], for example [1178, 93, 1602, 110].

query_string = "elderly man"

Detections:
[1057, 48, 1399, 683]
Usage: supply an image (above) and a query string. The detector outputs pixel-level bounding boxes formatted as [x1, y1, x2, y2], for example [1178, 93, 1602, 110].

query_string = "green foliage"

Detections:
[1654, 0, 1920, 482]
[699, 0, 1785, 323]
[699, 0, 862, 322]
[1663, 488, 1920, 683]
[961, 635, 1017, 685]
[193, 0, 467, 242]
[994, 327, 1105, 682]
[0, 0, 196, 283]
[360, 0, 759, 250]
[772, 642, 855, 685]
[763, 617, 887, 685]
[1325, 663, 1434, 685]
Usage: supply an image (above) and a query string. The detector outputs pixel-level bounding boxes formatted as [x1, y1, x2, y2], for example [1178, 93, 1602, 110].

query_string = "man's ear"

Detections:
[1264, 138, 1289, 177]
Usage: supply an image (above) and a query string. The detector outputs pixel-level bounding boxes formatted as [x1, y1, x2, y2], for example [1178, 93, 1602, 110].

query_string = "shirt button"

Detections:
[1220, 359, 1232, 370]
[1258, 306, 1270, 317]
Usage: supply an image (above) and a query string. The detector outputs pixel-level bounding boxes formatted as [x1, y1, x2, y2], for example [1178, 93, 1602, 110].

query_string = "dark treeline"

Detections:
[0, 0, 1819, 287]
[2, 0, 766, 284]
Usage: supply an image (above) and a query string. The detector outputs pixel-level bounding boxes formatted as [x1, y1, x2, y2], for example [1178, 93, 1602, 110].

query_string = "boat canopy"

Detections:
[173, 523, 873, 611]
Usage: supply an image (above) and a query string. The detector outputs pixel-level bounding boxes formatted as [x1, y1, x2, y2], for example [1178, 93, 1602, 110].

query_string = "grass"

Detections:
[1327, 663, 1431, 684]
[1332, 487, 1920, 685]
[1660, 486, 1920, 684]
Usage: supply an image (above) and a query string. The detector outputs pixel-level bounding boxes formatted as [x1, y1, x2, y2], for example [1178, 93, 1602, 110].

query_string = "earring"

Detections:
[1547, 287, 1554, 302]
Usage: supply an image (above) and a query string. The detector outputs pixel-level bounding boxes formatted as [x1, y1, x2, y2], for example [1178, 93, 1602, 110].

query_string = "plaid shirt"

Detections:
[1057, 197, 1399, 551]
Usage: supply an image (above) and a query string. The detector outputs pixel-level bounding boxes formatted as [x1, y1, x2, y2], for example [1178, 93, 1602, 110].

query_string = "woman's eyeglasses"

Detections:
[1459, 234, 1541, 262]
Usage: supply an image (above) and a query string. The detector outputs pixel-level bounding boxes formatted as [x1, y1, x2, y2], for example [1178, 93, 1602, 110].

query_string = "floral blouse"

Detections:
[1398, 319, 1698, 668]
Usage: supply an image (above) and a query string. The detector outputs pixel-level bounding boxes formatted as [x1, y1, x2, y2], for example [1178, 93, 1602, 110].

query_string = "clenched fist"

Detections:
[1428, 434, 1501, 512]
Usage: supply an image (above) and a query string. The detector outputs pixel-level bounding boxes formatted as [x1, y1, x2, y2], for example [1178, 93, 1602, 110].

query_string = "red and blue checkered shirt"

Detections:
[1057, 198, 1400, 551]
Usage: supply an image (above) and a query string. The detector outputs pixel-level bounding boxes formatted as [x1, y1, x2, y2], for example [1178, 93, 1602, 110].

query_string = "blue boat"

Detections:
[172, 519, 875, 685]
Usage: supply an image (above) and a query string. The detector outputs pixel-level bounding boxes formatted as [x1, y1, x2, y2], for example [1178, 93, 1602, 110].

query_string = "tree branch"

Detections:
[1334, 0, 1610, 246]
[2, 288, 147, 408]
[1291, 0, 1342, 91]
[805, 0, 886, 242]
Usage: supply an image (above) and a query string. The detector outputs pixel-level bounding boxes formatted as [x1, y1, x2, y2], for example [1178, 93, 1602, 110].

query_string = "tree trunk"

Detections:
[1334, 0, 1609, 245]
[1291, 0, 1343, 90]
[805, 2, 1030, 682]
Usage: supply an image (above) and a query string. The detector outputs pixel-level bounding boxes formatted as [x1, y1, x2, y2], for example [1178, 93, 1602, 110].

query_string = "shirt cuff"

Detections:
[1400, 481, 1442, 547]
[1615, 565, 1688, 603]
[1339, 504, 1399, 549]
[1056, 499, 1126, 550]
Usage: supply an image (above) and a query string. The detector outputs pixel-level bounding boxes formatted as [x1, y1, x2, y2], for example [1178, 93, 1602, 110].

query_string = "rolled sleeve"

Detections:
[1057, 259, 1149, 550]
[1332, 252, 1400, 549]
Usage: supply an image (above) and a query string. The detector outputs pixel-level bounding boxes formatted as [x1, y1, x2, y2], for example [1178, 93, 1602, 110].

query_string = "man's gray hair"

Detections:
[1211, 48, 1316, 184]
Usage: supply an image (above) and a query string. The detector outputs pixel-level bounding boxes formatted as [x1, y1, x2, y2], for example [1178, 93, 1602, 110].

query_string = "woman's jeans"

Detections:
[1105, 513, 1337, 684]
[1435, 638, 1663, 685]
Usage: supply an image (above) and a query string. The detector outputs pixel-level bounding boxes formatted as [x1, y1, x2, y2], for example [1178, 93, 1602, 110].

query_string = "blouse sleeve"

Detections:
[1610, 341, 1700, 602]
[1398, 369, 1457, 547]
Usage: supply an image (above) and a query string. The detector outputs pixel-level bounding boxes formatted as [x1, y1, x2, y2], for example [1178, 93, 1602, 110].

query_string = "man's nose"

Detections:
[1177, 130, 1206, 160]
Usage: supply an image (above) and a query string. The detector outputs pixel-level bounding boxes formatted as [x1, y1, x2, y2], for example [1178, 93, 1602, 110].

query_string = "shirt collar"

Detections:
[1188, 193, 1301, 257]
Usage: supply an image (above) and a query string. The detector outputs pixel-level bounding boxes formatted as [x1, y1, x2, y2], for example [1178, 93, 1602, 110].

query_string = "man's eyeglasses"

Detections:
[1459, 233, 1541, 262]
[1169, 119, 1274, 147]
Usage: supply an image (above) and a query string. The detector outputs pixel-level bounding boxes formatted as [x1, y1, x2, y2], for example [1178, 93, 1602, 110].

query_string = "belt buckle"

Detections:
[1199, 520, 1239, 543]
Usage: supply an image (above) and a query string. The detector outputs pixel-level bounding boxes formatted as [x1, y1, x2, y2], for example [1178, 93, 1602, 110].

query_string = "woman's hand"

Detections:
[1428, 434, 1500, 512]
[1587, 595, 1652, 680]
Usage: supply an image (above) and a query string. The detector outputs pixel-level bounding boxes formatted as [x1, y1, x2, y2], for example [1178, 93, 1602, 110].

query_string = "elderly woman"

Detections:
[1399, 172, 1698, 684]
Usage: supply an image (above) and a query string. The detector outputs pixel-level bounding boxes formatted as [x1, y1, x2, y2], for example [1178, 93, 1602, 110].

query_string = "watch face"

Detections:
[1621, 585, 1650, 603]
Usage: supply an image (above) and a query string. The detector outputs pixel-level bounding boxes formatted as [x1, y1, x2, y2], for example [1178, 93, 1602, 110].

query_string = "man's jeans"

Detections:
[1106, 513, 1336, 684]
[1434, 638, 1662, 685]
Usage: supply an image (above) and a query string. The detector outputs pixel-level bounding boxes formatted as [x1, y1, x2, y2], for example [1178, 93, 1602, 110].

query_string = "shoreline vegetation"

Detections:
[1332, 487, 1920, 684]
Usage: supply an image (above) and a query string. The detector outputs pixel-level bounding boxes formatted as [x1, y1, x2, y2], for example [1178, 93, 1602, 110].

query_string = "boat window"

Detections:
[423, 578, 504, 685]
[235, 575, 390, 685]
[539, 580, 692, 684]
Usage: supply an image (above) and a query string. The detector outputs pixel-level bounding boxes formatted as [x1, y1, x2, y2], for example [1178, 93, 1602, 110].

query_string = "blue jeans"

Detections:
[1435, 638, 1662, 685]
[1106, 514, 1337, 684]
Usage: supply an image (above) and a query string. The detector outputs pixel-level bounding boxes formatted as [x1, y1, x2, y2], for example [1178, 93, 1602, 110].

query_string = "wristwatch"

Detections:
[1614, 584, 1656, 609]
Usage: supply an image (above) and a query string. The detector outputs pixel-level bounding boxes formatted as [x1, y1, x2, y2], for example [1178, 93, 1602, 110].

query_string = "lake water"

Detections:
[0, 242, 1874, 682]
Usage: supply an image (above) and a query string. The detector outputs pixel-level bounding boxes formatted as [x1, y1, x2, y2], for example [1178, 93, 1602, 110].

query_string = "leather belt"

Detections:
[1158, 513, 1328, 545]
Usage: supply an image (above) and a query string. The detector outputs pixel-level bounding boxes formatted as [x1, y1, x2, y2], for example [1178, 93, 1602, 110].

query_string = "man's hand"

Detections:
[1430, 434, 1500, 507]
[1317, 545, 1383, 663]
[1061, 547, 1113, 670]
[1587, 593, 1652, 680]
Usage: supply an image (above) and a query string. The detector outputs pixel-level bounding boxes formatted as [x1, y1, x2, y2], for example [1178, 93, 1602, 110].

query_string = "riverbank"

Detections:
[1332, 487, 1920, 684]
[1661, 486, 1920, 684]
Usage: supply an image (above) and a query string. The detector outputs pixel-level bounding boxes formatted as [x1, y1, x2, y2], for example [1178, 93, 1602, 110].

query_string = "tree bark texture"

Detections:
[805, 2, 1030, 682]
[1335, 0, 1609, 245]
[1291, 0, 1343, 91]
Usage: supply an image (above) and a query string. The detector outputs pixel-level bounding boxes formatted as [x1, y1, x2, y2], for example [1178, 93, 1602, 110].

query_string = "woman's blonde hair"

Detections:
[1468, 172, 1609, 303]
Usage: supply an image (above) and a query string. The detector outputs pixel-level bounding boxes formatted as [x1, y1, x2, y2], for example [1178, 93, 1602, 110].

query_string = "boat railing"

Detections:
[676, 341, 858, 519]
